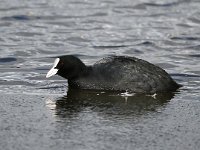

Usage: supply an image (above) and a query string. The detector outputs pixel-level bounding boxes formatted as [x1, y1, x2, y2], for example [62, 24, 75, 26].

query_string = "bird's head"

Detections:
[46, 55, 87, 80]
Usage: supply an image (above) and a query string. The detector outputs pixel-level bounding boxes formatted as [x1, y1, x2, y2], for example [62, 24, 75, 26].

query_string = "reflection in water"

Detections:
[53, 89, 175, 119]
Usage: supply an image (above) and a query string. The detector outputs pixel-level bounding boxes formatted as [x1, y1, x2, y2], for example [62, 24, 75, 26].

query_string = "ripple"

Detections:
[93, 45, 128, 49]
[0, 57, 17, 63]
[188, 54, 200, 58]
[137, 41, 155, 46]
[186, 45, 200, 50]
[14, 32, 44, 37]
[0, 80, 34, 86]
[1, 14, 79, 21]
[0, 22, 11, 27]
[89, 12, 108, 17]
[1, 15, 41, 21]
[188, 17, 200, 24]
[46, 21, 76, 27]
[171, 36, 200, 41]
[67, 37, 91, 42]
[156, 63, 177, 69]
[0, 6, 29, 11]
[39, 85, 66, 90]
[125, 49, 143, 54]
[171, 73, 200, 78]
[44, 43, 64, 47]
[143, 1, 182, 7]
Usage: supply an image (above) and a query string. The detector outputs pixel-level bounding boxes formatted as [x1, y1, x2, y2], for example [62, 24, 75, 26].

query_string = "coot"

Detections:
[46, 55, 180, 94]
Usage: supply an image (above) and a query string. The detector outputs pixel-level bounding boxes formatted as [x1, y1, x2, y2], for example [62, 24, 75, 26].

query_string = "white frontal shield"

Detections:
[46, 58, 60, 78]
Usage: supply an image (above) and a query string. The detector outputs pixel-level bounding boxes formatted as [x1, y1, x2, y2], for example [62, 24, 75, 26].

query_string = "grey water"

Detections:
[0, 0, 200, 149]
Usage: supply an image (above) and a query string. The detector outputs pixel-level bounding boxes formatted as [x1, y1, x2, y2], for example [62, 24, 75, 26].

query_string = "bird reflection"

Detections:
[53, 89, 176, 119]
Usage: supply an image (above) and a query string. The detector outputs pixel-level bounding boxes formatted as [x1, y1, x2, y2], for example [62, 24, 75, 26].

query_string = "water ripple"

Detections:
[0, 57, 17, 63]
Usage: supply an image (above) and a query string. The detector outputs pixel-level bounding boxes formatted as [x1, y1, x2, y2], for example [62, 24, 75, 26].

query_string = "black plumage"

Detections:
[47, 55, 180, 94]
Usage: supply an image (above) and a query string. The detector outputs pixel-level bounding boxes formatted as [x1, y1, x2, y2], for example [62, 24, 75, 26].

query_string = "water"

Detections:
[0, 0, 200, 149]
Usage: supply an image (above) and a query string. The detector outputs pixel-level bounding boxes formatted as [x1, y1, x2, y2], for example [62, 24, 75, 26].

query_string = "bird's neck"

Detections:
[67, 66, 93, 88]
[80, 66, 93, 77]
